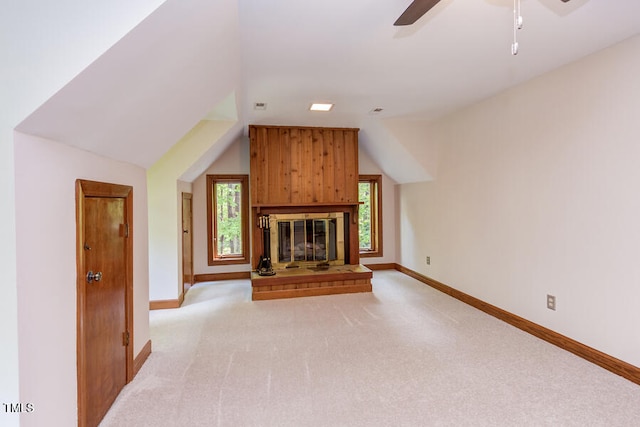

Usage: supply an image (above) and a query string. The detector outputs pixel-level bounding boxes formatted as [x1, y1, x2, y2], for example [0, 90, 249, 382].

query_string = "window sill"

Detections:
[359, 250, 382, 258]
[209, 257, 250, 266]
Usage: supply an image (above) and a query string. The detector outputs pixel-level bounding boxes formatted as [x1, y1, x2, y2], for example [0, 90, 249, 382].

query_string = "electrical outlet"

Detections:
[547, 294, 556, 311]
[426, 256, 430, 265]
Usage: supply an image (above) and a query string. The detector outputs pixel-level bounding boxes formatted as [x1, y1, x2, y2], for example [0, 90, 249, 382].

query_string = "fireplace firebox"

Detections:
[269, 213, 345, 269]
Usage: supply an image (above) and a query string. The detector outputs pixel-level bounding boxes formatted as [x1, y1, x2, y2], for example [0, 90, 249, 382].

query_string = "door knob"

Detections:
[86, 271, 103, 283]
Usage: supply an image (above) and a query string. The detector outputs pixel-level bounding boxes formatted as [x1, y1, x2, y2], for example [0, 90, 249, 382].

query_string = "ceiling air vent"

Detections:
[254, 102, 267, 110]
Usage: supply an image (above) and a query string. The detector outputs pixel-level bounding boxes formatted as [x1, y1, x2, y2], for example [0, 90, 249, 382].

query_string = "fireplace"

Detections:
[269, 213, 345, 269]
[249, 125, 371, 300]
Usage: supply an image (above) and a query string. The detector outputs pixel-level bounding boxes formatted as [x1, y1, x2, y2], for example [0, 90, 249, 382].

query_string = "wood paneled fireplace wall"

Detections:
[249, 124, 372, 300]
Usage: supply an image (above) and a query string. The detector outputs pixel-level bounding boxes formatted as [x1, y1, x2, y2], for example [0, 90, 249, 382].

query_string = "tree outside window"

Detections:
[359, 182, 372, 250]
[358, 175, 382, 257]
[215, 182, 242, 255]
[207, 175, 249, 265]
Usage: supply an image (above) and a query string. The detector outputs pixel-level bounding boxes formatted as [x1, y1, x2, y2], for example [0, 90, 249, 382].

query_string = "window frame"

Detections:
[206, 174, 250, 265]
[358, 174, 383, 258]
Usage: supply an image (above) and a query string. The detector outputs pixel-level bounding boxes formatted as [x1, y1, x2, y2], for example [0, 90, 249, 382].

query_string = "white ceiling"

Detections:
[16, 0, 242, 169]
[14, 0, 640, 182]
[240, 0, 640, 126]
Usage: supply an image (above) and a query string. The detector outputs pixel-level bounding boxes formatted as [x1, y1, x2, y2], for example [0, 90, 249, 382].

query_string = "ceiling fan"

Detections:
[394, 0, 571, 26]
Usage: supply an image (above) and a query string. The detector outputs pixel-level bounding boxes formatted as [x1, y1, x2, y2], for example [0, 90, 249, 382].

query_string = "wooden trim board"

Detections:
[364, 263, 396, 271]
[149, 292, 183, 310]
[133, 340, 152, 377]
[393, 264, 640, 386]
[194, 272, 251, 282]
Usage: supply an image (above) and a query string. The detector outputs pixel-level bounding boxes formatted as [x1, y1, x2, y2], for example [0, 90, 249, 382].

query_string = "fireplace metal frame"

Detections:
[269, 212, 345, 269]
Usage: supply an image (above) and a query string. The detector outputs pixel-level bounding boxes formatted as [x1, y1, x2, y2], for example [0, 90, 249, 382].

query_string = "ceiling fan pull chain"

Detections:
[512, 0, 523, 55]
[516, 0, 523, 29]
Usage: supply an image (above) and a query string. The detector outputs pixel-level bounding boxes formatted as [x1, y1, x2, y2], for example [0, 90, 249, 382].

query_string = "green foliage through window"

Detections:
[358, 175, 382, 257]
[215, 182, 243, 255]
[359, 182, 372, 250]
[207, 175, 248, 265]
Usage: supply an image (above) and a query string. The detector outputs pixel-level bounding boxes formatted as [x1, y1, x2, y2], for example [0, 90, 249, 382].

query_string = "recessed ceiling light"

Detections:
[310, 103, 334, 112]
[254, 102, 267, 110]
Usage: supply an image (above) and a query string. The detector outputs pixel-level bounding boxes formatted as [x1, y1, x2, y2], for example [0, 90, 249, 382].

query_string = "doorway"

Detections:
[76, 179, 134, 427]
[182, 192, 194, 295]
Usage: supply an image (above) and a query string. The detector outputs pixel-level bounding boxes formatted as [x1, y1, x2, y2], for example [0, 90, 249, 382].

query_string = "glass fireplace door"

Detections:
[271, 213, 344, 268]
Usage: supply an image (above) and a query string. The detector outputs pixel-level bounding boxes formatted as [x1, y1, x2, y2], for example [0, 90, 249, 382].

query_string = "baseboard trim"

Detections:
[149, 291, 185, 310]
[133, 340, 152, 377]
[363, 263, 397, 271]
[149, 299, 180, 310]
[194, 271, 252, 282]
[394, 264, 640, 386]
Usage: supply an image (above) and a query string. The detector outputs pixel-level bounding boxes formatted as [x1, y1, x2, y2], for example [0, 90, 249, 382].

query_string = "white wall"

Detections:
[193, 136, 252, 275]
[14, 132, 150, 427]
[359, 147, 398, 265]
[398, 34, 640, 368]
[148, 120, 239, 300]
[1, 3, 164, 425]
[0, 135, 19, 427]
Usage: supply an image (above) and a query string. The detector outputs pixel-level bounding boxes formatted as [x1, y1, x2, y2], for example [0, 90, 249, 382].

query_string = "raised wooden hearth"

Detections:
[251, 265, 372, 301]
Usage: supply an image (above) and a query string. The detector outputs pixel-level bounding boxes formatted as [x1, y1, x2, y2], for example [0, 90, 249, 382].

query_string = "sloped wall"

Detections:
[1, 3, 166, 420]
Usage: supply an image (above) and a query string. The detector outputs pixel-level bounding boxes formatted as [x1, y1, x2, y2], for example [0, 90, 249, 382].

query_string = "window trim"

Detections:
[358, 174, 383, 258]
[206, 174, 250, 265]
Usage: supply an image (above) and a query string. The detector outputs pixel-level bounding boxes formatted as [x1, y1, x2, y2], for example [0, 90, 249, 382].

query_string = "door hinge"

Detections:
[123, 331, 130, 346]
[125, 223, 130, 238]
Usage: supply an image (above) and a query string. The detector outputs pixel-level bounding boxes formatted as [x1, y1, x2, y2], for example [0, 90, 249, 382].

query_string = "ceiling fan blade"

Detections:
[394, 0, 443, 26]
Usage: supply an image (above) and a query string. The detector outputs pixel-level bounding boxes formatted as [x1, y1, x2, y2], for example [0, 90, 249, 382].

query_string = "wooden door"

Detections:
[76, 180, 133, 427]
[182, 192, 194, 294]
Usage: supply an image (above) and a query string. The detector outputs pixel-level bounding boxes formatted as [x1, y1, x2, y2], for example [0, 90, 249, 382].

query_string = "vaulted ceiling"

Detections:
[15, 0, 640, 183]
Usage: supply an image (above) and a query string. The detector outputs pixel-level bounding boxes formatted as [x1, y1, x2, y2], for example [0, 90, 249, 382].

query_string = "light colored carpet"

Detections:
[101, 270, 640, 426]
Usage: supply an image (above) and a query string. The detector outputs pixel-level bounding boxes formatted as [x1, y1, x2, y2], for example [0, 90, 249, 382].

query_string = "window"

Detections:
[206, 175, 249, 265]
[358, 175, 382, 257]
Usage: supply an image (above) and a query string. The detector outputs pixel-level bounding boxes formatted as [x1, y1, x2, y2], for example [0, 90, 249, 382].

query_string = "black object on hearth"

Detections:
[257, 215, 276, 276]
